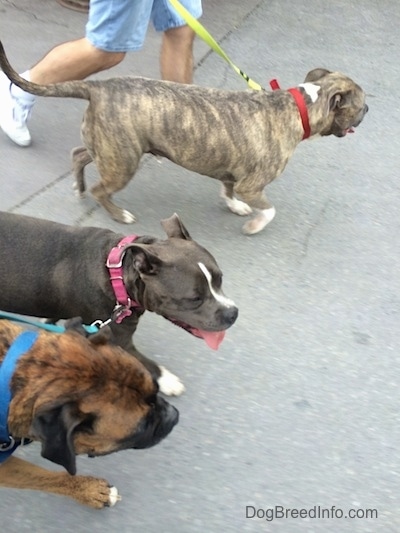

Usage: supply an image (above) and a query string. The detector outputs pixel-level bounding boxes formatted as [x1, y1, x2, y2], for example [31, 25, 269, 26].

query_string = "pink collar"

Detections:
[106, 235, 142, 323]
[269, 79, 311, 140]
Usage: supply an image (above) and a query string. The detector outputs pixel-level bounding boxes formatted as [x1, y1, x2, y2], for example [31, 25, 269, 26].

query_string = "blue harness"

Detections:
[0, 331, 38, 463]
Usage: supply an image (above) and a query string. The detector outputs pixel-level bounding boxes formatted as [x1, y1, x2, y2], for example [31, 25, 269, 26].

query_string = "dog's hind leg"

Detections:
[220, 182, 253, 216]
[71, 146, 93, 197]
[0, 456, 121, 508]
[90, 157, 139, 224]
[91, 180, 137, 224]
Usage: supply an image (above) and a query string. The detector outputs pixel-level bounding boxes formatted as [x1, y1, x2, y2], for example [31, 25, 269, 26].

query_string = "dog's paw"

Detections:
[119, 209, 136, 224]
[108, 486, 121, 507]
[158, 366, 186, 396]
[68, 475, 121, 509]
[242, 207, 276, 235]
[72, 181, 86, 198]
[224, 196, 253, 216]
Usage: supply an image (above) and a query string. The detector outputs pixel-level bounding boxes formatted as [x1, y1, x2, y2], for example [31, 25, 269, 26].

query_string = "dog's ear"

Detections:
[31, 402, 85, 475]
[161, 213, 192, 240]
[304, 68, 332, 83]
[324, 90, 352, 117]
[125, 245, 163, 275]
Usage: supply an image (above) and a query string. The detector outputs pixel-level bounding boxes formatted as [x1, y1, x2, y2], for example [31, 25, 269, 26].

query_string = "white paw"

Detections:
[242, 206, 276, 235]
[224, 196, 253, 216]
[73, 181, 86, 198]
[121, 210, 136, 224]
[108, 486, 121, 507]
[158, 366, 186, 396]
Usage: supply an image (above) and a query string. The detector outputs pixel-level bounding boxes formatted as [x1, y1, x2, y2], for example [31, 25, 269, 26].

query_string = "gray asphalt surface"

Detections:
[0, 1, 399, 532]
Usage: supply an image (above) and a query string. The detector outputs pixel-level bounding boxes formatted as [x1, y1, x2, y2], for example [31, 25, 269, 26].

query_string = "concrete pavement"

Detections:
[0, 1, 399, 532]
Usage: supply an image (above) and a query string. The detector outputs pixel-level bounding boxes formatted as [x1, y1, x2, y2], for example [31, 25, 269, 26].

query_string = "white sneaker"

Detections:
[0, 71, 33, 147]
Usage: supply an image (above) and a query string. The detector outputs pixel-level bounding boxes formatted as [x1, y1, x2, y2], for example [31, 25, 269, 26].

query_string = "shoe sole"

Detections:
[0, 124, 31, 146]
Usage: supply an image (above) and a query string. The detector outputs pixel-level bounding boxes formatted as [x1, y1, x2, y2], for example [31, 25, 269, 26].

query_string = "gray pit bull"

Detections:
[0, 41, 368, 234]
[0, 211, 238, 395]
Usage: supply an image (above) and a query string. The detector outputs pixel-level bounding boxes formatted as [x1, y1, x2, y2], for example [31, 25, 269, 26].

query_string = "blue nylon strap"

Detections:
[0, 331, 38, 462]
[0, 311, 99, 334]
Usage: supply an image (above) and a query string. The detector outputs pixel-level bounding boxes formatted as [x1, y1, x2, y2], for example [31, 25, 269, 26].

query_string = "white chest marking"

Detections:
[198, 263, 235, 308]
[298, 83, 320, 103]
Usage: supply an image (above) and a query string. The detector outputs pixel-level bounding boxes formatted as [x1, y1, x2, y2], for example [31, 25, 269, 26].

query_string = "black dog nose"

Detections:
[221, 305, 239, 326]
[166, 403, 179, 426]
[365, 104, 369, 113]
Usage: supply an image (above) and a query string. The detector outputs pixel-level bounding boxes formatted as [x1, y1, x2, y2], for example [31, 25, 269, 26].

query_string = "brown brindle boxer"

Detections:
[0, 319, 178, 508]
[0, 40, 368, 234]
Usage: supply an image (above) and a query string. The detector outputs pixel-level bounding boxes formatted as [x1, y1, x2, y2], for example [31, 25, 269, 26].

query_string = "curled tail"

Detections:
[0, 40, 91, 100]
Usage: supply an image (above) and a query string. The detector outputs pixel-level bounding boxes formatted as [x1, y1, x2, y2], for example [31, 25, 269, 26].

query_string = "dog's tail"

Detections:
[0, 40, 91, 101]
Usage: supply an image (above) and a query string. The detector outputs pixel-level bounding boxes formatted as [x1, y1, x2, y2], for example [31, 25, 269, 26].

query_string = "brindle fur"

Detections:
[0, 320, 178, 508]
[0, 42, 368, 233]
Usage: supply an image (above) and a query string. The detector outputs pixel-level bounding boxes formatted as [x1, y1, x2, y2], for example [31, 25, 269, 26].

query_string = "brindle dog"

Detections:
[0, 319, 178, 508]
[0, 40, 368, 234]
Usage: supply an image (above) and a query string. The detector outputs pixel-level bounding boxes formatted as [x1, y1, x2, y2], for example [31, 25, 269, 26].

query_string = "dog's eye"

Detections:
[184, 295, 203, 309]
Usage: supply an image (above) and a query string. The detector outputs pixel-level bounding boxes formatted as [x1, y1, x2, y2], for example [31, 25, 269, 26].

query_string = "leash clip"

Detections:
[90, 302, 133, 329]
[0, 435, 15, 452]
[90, 317, 113, 329]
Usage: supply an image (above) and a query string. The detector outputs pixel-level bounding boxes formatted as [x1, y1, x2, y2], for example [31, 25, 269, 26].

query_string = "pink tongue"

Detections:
[197, 330, 226, 350]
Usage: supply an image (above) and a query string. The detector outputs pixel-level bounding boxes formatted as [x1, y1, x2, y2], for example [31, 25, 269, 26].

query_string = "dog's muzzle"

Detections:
[123, 397, 179, 450]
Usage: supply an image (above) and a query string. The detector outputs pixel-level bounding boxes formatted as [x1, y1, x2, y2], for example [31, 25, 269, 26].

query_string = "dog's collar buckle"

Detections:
[106, 236, 142, 324]
[112, 303, 133, 324]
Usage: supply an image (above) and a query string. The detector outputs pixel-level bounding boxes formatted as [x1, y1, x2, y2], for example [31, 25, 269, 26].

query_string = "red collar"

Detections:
[106, 235, 142, 323]
[269, 79, 311, 140]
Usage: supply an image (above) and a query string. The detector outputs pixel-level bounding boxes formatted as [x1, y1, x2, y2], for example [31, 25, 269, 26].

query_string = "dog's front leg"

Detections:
[0, 456, 120, 508]
[220, 182, 253, 216]
[110, 320, 185, 396]
[233, 181, 276, 235]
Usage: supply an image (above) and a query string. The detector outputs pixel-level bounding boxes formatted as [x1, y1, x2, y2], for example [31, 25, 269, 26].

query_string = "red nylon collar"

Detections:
[269, 79, 311, 140]
[106, 235, 142, 323]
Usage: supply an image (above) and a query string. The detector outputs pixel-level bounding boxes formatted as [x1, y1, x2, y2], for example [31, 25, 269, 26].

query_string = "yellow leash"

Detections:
[168, 0, 264, 91]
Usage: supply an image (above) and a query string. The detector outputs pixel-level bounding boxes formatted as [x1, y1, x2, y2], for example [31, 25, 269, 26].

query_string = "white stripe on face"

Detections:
[198, 262, 236, 308]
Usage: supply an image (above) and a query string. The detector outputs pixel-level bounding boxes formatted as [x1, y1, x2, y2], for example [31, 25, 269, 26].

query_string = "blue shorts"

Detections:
[86, 0, 202, 52]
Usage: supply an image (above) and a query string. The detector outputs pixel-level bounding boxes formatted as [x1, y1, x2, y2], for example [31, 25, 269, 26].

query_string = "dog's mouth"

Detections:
[339, 127, 355, 137]
[163, 316, 225, 350]
[337, 110, 367, 137]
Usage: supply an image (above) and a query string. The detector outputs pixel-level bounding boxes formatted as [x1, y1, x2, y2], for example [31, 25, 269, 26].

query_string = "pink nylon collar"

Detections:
[106, 235, 142, 323]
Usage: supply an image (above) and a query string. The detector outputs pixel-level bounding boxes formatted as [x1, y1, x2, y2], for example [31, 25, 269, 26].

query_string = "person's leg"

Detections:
[160, 25, 195, 83]
[29, 39, 125, 85]
[152, 0, 202, 84]
[0, 0, 151, 146]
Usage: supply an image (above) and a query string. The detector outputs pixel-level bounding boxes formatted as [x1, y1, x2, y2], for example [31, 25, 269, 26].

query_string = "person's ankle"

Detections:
[10, 70, 36, 105]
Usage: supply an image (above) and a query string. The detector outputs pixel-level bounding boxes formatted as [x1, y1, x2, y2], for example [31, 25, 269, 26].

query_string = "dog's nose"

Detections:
[221, 305, 238, 326]
[364, 104, 369, 113]
[165, 403, 179, 426]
